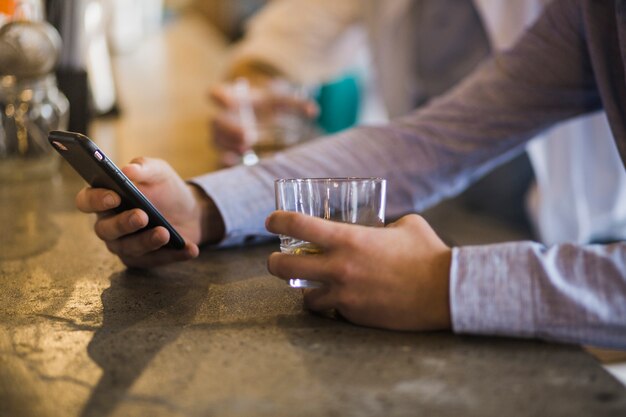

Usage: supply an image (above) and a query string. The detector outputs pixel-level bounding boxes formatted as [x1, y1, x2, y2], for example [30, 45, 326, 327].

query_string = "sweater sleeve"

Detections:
[193, 0, 602, 245]
[451, 242, 626, 349]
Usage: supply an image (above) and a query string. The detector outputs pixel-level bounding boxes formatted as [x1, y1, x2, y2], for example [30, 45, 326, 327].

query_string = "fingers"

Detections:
[76, 187, 121, 213]
[105, 226, 199, 265]
[120, 241, 200, 269]
[94, 214, 199, 268]
[270, 95, 319, 119]
[265, 211, 355, 249]
[211, 115, 249, 153]
[104, 226, 169, 257]
[267, 251, 332, 284]
[94, 208, 148, 241]
[121, 157, 172, 185]
[302, 287, 336, 312]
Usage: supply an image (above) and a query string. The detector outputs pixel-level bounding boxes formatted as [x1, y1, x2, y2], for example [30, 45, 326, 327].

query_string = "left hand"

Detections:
[75, 157, 224, 268]
[265, 212, 453, 331]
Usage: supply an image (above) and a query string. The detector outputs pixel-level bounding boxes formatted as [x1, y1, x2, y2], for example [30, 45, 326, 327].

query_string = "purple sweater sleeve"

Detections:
[193, 0, 625, 346]
[451, 242, 626, 349]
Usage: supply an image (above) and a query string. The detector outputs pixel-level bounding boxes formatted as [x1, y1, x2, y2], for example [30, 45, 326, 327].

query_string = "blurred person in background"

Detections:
[210, 0, 626, 247]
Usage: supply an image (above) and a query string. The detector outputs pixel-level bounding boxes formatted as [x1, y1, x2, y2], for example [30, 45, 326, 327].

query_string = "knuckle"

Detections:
[339, 228, 361, 249]
[114, 237, 138, 258]
[89, 191, 105, 211]
[119, 213, 136, 235]
[335, 290, 356, 313]
[141, 229, 162, 252]
[330, 259, 353, 286]
[105, 240, 120, 255]
[117, 238, 132, 255]
[93, 220, 109, 240]
[406, 213, 426, 227]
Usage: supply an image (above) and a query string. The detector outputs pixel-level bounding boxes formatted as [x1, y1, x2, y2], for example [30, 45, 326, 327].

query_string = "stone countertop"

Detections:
[1, 171, 626, 417]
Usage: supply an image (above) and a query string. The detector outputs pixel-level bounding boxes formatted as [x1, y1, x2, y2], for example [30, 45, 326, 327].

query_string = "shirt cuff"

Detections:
[189, 165, 277, 247]
[450, 243, 537, 339]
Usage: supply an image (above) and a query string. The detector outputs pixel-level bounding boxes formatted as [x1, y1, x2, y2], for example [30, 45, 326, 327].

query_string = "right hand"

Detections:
[75, 157, 224, 268]
[209, 78, 318, 166]
[265, 212, 452, 331]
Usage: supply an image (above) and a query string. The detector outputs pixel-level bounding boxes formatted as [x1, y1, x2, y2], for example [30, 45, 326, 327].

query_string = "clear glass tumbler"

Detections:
[274, 177, 386, 288]
[230, 78, 317, 166]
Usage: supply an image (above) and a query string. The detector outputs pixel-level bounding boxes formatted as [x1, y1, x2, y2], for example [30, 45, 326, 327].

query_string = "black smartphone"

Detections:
[48, 130, 186, 250]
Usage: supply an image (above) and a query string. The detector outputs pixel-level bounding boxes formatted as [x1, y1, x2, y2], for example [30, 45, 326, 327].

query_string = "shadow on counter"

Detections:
[81, 268, 210, 417]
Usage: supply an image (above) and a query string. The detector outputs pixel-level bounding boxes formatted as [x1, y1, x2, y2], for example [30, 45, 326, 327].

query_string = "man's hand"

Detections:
[209, 78, 318, 166]
[75, 157, 224, 268]
[265, 212, 452, 331]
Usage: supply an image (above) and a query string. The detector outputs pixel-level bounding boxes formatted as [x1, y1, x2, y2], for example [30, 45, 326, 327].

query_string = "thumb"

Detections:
[121, 157, 173, 185]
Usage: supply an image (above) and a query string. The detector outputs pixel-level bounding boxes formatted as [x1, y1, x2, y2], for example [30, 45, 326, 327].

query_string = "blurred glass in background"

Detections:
[199, 0, 367, 166]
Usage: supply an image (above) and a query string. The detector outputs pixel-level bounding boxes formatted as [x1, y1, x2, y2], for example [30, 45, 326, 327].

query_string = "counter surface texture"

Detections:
[2, 172, 626, 417]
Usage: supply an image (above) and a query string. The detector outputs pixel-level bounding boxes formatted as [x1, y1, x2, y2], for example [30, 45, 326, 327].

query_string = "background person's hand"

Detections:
[209, 78, 318, 166]
[265, 212, 453, 331]
[75, 157, 224, 268]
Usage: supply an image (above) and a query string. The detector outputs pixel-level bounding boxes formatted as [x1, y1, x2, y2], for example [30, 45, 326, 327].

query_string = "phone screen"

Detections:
[48, 130, 186, 250]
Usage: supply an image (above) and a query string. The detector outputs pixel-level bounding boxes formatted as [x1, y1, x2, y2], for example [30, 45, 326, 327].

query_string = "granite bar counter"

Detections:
[1, 169, 626, 417]
[1, 10, 626, 417]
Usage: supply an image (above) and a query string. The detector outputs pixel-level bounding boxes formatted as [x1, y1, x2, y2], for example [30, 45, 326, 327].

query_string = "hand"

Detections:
[75, 157, 225, 268]
[209, 78, 318, 166]
[265, 212, 452, 331]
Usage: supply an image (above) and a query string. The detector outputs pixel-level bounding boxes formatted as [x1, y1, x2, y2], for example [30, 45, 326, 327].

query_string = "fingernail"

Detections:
[104, 193, 116, 208]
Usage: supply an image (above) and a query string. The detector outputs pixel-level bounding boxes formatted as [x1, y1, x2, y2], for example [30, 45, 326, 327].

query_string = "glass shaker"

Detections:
[0, 5, 69, 181]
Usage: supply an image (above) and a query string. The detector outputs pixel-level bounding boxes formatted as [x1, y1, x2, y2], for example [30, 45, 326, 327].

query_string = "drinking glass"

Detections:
[274, 177, 386, 288]
[230, 78, 317, 166]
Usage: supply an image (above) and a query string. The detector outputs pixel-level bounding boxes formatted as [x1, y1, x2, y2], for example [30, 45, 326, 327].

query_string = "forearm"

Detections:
[195, 0, 602, 245]
[451, 241, 626, 349]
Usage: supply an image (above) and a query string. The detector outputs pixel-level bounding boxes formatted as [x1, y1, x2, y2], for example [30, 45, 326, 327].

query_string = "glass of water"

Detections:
[274, 177, 386, 288]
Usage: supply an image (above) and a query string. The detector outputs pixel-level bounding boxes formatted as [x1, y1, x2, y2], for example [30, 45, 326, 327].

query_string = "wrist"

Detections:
[188, 183, 225, 245]
[434, 247, 453, 330]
